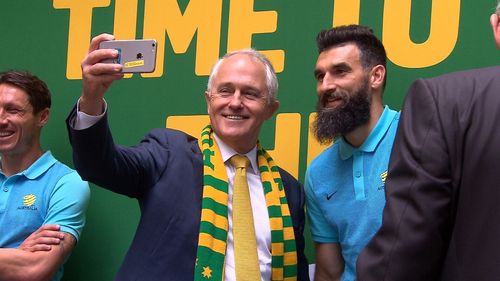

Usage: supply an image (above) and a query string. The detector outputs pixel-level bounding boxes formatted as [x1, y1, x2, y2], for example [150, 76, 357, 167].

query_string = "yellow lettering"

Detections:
[266, 113, 301, 178]
[227, 0, 284, 72]
[53, 0, 110, 80]
[113, 0, 138, 38]
[383, 0, 460, 68]
[142, 0, 222, 77]
[166, 113, 301, 178]
[114, 0, 139, 79]
[165, 115, 209, 137]
[306, 113, 331, 166]
[332, 0, 361, 26]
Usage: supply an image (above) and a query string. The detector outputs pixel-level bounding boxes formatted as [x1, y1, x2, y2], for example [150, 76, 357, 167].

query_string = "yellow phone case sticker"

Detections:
[124, 60, 145, 68]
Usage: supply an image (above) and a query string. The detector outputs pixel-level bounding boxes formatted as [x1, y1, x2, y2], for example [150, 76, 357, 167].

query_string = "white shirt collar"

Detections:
[213, 133, 259, 174]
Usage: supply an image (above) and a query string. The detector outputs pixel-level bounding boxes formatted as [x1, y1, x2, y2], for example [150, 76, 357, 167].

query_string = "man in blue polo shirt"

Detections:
[0, 70, 90, 281]
[305, 25, 399, 281]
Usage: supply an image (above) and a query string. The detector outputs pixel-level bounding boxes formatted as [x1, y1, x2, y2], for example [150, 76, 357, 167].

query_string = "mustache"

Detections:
[318, 90, 349, 110]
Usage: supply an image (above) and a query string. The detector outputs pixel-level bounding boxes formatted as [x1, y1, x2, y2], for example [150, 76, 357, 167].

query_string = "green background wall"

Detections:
[0, 0, 498, 280]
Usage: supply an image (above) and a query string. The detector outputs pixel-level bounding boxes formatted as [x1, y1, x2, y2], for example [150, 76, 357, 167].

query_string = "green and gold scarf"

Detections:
[194, 125, 298, 281]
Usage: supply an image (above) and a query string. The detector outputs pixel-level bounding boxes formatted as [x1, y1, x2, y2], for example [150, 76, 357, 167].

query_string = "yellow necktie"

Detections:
[230, 154, 261, 280]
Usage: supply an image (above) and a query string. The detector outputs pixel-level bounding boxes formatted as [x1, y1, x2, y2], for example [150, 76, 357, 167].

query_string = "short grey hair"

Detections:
[496, 0, 500, 14]
[206, 49, 278, 103]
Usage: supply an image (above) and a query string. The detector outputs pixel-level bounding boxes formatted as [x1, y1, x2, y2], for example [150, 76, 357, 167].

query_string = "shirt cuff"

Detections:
[73, 98, 107, 130]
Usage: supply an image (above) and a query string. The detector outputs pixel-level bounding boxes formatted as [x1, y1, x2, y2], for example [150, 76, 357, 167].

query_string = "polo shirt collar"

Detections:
[339, 106, 396, 160]
[213, 133, 259, 174]
[20, 151, 57, 179]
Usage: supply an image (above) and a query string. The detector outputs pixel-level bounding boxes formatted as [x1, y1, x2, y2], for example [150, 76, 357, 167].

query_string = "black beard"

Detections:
[313, 82, 371, 144]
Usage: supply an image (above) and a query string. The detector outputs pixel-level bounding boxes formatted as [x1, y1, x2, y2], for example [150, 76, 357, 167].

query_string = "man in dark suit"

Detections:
[357, 3, 500, 280]
[66, 33, 309, 280]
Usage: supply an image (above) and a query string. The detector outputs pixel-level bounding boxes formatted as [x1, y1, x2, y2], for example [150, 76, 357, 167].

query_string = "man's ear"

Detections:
[204, 91, 211, 114]
[38, 108, 50, 127]
[369, 65, 386, 90]
[265, 100, 280, 120]
[490, 13, 500, 49]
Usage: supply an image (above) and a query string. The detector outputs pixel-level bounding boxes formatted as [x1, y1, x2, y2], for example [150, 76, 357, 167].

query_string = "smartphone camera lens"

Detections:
[152, 43, 156, 47]
[137, 53, 143, 59]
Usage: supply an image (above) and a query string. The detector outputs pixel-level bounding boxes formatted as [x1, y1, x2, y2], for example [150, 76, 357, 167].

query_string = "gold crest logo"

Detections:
[23, 194, 36, 207]
[380, 171, 388, 183]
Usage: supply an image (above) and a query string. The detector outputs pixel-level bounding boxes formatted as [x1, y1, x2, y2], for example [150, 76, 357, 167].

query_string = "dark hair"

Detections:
[316, 25, 387, 85]
[0, 70, 51, 114]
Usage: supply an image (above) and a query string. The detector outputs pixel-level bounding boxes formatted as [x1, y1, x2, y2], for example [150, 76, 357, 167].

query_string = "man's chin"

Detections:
[216, 130, 248, 143]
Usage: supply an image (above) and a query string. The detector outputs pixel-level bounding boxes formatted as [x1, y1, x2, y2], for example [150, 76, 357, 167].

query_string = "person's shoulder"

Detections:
[410, 66, 500, 103]
[277, 166, 297, 183]
[308, 142, 338, 170]
[42, 158, 89, 201]
[48, 156, 81, 178]
[425, 65, 500, 84]
[148, 127, 196, 139]
[145, 128, 200, 148]
[50, 159, 88, 186]
[277, 167, 303, 196]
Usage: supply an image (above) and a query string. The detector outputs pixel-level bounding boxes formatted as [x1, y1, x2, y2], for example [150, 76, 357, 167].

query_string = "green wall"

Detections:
[0, 1, 498, 280]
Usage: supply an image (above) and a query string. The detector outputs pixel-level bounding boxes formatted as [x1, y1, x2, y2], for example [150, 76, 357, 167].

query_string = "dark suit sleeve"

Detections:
[66, 106, 171, 198]
[357, 79, 454, 280]
[279, 169, 310, 281]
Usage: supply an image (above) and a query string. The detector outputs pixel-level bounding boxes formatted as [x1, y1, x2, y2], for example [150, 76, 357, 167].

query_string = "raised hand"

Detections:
[80, 33, 124, 115]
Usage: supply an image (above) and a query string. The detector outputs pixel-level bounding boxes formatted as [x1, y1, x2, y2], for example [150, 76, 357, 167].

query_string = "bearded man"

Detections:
[304, 25, 400, 281]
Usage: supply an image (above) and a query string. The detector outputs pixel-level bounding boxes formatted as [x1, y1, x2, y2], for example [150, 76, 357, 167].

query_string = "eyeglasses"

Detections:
[210, 87, 268, 103]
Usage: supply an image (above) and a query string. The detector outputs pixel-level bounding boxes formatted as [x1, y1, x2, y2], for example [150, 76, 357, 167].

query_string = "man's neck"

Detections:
[213, 133, 257, 155]
[344, 102, 384, 148]
[1, 147, 44, 177]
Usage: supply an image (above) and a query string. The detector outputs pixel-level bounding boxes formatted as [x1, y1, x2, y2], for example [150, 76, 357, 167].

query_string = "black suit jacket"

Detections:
[66, 108, 309, 281]
[357, 66, 500, 281]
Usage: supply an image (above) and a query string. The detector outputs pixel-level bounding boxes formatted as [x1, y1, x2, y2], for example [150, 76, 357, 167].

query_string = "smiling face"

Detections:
[205, 53, 279, 153]
[0, 83, 48, 158]
[314, 43, 370, 109]
[313, 43, 373, 141]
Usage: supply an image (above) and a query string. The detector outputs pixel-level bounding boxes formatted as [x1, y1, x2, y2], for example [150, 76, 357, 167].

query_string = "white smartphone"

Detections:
[98, 39, 157, 73]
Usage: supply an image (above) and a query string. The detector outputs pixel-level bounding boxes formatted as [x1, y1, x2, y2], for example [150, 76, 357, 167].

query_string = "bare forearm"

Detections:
[0, 248, 53, 281]
[314, 243, 344, 281]
[314, 266, 342, 281]
[0, 234, 74, 281]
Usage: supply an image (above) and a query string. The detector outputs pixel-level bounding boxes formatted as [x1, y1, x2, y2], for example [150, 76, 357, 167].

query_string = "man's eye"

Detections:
[316, 74, 324, 82]
[243, 91, 260, 100]
[334, 68, 349, 76]
[218, 88, 233, 96]
[7, 108, 21, 114]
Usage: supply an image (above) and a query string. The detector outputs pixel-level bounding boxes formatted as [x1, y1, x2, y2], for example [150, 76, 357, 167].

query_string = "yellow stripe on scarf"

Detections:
[202, 186, 229, 206]
[200, 209, 228, 230]
[198, 233, 226, 255]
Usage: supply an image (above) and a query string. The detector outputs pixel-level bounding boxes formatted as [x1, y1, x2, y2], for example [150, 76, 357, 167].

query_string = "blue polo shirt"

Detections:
[0, 151, 90, 281]
[305, 106, 399, 281]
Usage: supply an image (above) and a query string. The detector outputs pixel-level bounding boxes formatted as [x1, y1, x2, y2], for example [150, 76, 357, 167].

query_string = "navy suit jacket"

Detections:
[66, 108, 309, 281]
[357, 66, 500, 281]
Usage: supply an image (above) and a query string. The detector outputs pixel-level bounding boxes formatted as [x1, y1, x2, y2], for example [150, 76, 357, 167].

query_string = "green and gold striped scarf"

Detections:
[194, 125, 298, 281]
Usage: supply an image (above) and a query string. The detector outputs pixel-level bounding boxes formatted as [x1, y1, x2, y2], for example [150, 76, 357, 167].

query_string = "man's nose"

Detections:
[318, 73, 337, 94]
[228, 91, 244, 107]
[0, 111, 7, 123]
